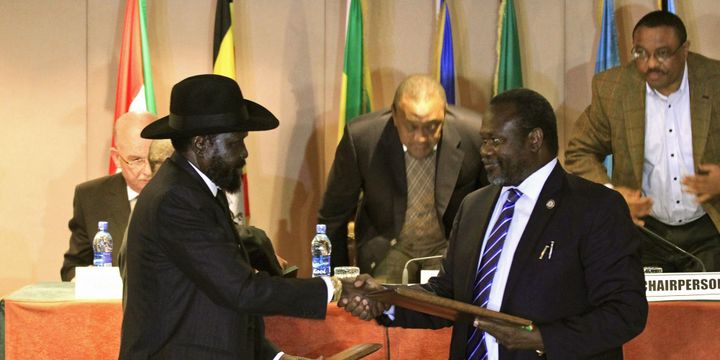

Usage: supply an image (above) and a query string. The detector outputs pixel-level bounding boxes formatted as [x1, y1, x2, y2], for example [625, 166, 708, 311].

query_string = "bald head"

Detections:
[391, 75, 447, 159]
[111, 112, 156, 192]
[392, 74, 447, 111]
[148, 139, 174, 175]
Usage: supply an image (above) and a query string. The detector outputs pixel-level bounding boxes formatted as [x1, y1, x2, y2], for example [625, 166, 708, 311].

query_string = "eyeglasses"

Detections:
[117, 153, 149, 170]
[631, 42, 685, 63]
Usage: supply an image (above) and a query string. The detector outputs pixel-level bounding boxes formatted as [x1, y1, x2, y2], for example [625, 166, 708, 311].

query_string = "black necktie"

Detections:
[216, 189, 250, 261]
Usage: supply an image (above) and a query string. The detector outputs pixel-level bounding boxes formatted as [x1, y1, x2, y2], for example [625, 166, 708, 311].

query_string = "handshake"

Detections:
[336, 274, 390, 320]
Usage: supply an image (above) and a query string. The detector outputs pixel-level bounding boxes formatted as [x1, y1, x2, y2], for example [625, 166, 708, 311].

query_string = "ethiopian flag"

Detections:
[338, 0, 372, 141]
[110, 0, 156, 174]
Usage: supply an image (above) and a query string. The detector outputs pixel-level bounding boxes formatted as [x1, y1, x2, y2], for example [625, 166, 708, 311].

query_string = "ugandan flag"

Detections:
[338, 0, 372, 141]
[110, 0, 156, 174]
[213, 0, 251, 222]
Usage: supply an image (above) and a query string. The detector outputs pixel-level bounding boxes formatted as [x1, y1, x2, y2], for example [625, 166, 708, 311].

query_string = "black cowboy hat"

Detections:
[141, 74, 279, 139]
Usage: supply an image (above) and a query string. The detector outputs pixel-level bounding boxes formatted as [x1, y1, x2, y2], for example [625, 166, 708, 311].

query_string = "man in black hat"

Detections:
[120, 74, 344, 359]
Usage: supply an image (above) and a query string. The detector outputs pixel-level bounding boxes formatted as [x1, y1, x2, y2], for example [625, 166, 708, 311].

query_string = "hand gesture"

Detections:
[682, 164, 720, 203]
[337, 274, 388, 320]
[614, 186, 653, 226]
[473, 318, 543, 352]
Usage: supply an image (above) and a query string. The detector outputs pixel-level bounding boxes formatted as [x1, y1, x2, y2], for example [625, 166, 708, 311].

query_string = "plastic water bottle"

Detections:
[93, 221, 113, 267]
[311, 224, 332, 277]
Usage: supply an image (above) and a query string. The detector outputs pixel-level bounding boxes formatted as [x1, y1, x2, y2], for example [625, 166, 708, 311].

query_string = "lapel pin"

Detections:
[546, 199, 555, 209]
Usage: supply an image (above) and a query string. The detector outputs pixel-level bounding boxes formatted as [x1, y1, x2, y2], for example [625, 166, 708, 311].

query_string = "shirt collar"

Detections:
[402, 144, 438, 153]
[187, 160, 220, 197]
[502, 158, 557, 202]
[126, 186, 140, 202]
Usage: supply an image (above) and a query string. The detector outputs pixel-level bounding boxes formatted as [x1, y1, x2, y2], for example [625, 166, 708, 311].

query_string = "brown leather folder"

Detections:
[366, 286, 532, 326]
[327, 343, 382, 360]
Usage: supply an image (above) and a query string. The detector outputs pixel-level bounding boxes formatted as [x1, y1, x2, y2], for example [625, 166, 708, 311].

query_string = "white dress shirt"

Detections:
[480, 158, 557, 360]
[643, 63, 705, 225]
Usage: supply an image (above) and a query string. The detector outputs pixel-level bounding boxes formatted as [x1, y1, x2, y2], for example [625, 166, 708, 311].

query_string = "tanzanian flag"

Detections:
[434, 0, 455, 104]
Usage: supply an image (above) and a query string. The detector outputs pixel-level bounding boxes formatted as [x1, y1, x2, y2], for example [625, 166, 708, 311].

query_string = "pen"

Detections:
[548, 241, 555, 259]
[538, 245, 549, 259]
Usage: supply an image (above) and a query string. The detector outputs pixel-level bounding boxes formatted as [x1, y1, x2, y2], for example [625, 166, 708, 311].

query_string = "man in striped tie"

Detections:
[340, 88, 647, 359]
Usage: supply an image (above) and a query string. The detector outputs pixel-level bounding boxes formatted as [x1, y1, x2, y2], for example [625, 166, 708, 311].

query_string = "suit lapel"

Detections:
[623, 66, 647, 184]
[380, 118, 408, 235]
[108, 174, 131, 227]
[459, 187, 500, 304]
[688, 54, 712, 165]
[169, 154, 250, 261]
[435, 118, 464, 218]
[502, 164, 565, 303]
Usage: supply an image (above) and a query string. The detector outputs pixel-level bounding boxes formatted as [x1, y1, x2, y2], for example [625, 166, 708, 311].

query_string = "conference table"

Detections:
[1, 282, 719, 359]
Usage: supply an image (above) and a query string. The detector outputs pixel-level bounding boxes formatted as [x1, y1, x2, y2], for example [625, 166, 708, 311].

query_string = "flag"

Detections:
[338, 0, 373, 141]
[596, 0, 620, 177]
[110, 0, 157, 174]
[595, 0, 620, 73]
[493, 0, 523, 96]
[434, 0, 455, 104]
[213, 0, 250, 223]
[659, 0, 677, 13]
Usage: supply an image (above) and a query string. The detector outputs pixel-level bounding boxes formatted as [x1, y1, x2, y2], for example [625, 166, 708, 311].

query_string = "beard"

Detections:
[205, 154, 244, 192]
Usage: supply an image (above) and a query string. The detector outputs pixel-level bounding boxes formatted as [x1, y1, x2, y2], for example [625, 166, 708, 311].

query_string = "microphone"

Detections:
[637, 225, 706, 272]
[402, 255, 444, 284]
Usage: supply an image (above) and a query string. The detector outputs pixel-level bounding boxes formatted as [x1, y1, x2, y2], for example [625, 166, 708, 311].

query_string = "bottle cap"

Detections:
[98, 221, 109, 231]
[316, 224, 326, 234]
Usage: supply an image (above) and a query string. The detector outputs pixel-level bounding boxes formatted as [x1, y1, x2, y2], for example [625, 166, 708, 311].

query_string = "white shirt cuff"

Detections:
[384, 305, 396, 321]
[272, 351, 284, 360]
[321, 276, 334, 303]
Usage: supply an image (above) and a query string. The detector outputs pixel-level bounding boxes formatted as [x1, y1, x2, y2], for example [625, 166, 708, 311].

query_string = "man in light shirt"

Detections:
[566, 10, 720, 272]
[341, 89, 647, 359]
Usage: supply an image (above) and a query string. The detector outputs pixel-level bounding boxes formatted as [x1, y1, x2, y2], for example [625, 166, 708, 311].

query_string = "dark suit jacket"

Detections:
[565, 52, 720, 231]
[61, 173, 130, 281]
[120, 154, 327, 359]
[319, 106, 487, 271]
[388, 164, 648, 359]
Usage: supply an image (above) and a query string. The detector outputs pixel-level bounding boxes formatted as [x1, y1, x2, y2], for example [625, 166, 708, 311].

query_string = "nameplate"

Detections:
[75, 266, 123, 300]
[420, 270, 440, 284]
[645, 272, 720, 302]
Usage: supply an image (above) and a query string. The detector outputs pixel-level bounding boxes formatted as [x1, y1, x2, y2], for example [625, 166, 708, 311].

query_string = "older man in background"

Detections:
[61, 111, 155, 281]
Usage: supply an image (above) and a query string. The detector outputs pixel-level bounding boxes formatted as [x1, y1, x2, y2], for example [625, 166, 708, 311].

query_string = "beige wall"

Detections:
[2, 0, 719, 295]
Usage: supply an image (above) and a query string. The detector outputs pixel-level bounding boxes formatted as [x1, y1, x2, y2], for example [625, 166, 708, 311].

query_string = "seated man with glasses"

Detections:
[61, 111, 155, 281]
[566, 10, 720, 272]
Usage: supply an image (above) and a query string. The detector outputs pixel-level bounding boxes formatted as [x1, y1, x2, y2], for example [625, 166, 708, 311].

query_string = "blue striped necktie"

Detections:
[466, 188, 522, 360]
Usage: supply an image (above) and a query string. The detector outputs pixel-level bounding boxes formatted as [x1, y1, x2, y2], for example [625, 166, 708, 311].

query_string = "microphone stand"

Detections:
[636, 225, 706, 272]
[402, 255, 444, 285]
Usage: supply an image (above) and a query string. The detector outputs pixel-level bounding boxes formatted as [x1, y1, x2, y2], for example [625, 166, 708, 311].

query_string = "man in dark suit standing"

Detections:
[565, 11, 720, 271]
[120, 75, 340, 359]
[341, 89, 647, 359]
[60, 111, 155, 281]
[319, 75, 487, 283]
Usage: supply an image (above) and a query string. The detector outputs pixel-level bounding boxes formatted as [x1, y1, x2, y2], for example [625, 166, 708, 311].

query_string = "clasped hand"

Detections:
[337, 274, 389, 320]
[473, 319, 544, 352]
